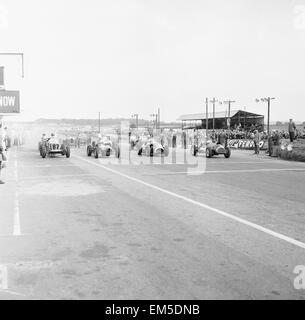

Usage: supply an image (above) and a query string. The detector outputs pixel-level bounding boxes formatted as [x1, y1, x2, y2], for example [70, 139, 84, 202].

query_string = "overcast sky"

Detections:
[1, 0, 305, 122]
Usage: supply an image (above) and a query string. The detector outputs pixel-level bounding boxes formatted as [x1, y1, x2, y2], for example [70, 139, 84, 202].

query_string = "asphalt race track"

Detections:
[0, 143, 305, 300]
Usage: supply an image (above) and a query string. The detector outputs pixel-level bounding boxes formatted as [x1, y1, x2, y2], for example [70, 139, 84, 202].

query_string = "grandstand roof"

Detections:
[178, 110, 264, 121]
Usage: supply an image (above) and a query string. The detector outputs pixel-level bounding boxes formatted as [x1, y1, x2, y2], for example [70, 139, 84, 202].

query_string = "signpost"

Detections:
[0, 55, 23, 141]
[0, 91, 20, 114]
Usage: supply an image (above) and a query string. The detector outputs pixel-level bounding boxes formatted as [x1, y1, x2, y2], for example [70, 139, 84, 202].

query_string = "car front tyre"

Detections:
[66, 147, 71, 158]
[224, 147, 231, 158]
[87, 146, 92, 157]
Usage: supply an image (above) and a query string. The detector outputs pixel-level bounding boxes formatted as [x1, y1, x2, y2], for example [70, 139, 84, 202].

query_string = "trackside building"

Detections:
[178, 110, 264, 130]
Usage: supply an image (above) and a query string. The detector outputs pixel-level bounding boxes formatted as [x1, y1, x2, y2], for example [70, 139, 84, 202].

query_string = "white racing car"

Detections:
[137, 137, 169, 157]
[39, 135, 71, 159]
[87, 135, 120, 159]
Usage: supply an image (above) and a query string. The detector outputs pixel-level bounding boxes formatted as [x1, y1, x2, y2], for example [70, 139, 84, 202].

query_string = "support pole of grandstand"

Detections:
[267, 98, 270, 135]
[158, 108, 160, 129]
[213, 99, 215, 131]
[205, 97, 209, 138]
[244, 107, 246, 129]
[209, 98, 218, 131]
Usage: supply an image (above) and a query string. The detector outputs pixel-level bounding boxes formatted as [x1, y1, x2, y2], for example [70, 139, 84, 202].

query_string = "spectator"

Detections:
[288, 118, 296, 143]
[218, 129, 227, 146]
[251, 130, 259, 155]
[172, 131, 177, 148]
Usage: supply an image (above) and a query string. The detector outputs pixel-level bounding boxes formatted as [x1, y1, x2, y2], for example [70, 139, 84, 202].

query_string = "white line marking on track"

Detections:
[144, 168, 305, 175]
[0, 289, 26, 297]
[7, 173, 97, 182]
[19, 164, 77, 168]
[74, 155, 305, 250]
[13, 153, 21, 236]
[13, 192, 21, 236]
[0, 265, 8, 290]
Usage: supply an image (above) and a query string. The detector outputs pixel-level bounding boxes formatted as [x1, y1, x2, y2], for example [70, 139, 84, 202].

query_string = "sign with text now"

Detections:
[0, 90, 20, 114]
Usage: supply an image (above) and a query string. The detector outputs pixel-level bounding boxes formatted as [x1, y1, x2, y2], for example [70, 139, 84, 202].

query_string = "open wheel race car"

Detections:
[137, 138, 169, 157]
[39, 139, 71, 159]
[87, 136, 120, 159]
[191, 141, 231, 158]
[191, 131, 231, 159]
[205, 142, 231, 158]
[130, 135, 139, 150]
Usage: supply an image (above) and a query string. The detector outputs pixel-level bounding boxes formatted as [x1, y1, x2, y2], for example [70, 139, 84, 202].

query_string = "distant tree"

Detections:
[275, 121, 283, 126]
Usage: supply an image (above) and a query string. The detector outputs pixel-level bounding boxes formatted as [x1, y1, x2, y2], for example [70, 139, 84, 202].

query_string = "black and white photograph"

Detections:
[0, 0, 305, 304]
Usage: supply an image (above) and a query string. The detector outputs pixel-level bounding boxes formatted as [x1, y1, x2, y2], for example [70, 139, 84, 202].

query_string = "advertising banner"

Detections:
[228, 139, 267, 150]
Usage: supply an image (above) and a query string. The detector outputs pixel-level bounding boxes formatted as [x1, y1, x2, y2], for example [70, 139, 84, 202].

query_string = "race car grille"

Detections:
[50, 144, 60, 150]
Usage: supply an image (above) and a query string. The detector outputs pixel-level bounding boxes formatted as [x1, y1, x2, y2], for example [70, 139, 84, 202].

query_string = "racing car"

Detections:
[130, 134, 139, 150]
[39, 136, 71, 159]
[191, 130, 231, 159]
[191, 141, 231, 158]
[137, 137, 169, 157]
[87, 135, 120, 159]
[205, 141, 231, 158]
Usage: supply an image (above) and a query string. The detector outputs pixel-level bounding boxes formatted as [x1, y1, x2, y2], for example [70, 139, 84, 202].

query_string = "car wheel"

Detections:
[66, 147, 71, 158]
[116, 147, 120, 158]
[41, 146, 47, 158]
[206, 147, 212, 158]
[87, 146, 92, 157]
[224, 147, 231, 158]
[192, 145, 198, 157]
[163, 145, 169, 157]
[149, 144, 154, 157]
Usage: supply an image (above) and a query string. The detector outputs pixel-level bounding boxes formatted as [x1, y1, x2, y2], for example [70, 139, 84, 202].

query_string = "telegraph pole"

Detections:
[267, 99, 271, 134]
[209, 98, 219, 131]
[150, 113, 158, 129]
[223, 100, 235, 130]
[132, 114, 139, 129]
[205, 97, 209, 138]
[255, 97, 275, 135]
[98, 112, 101, 133]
